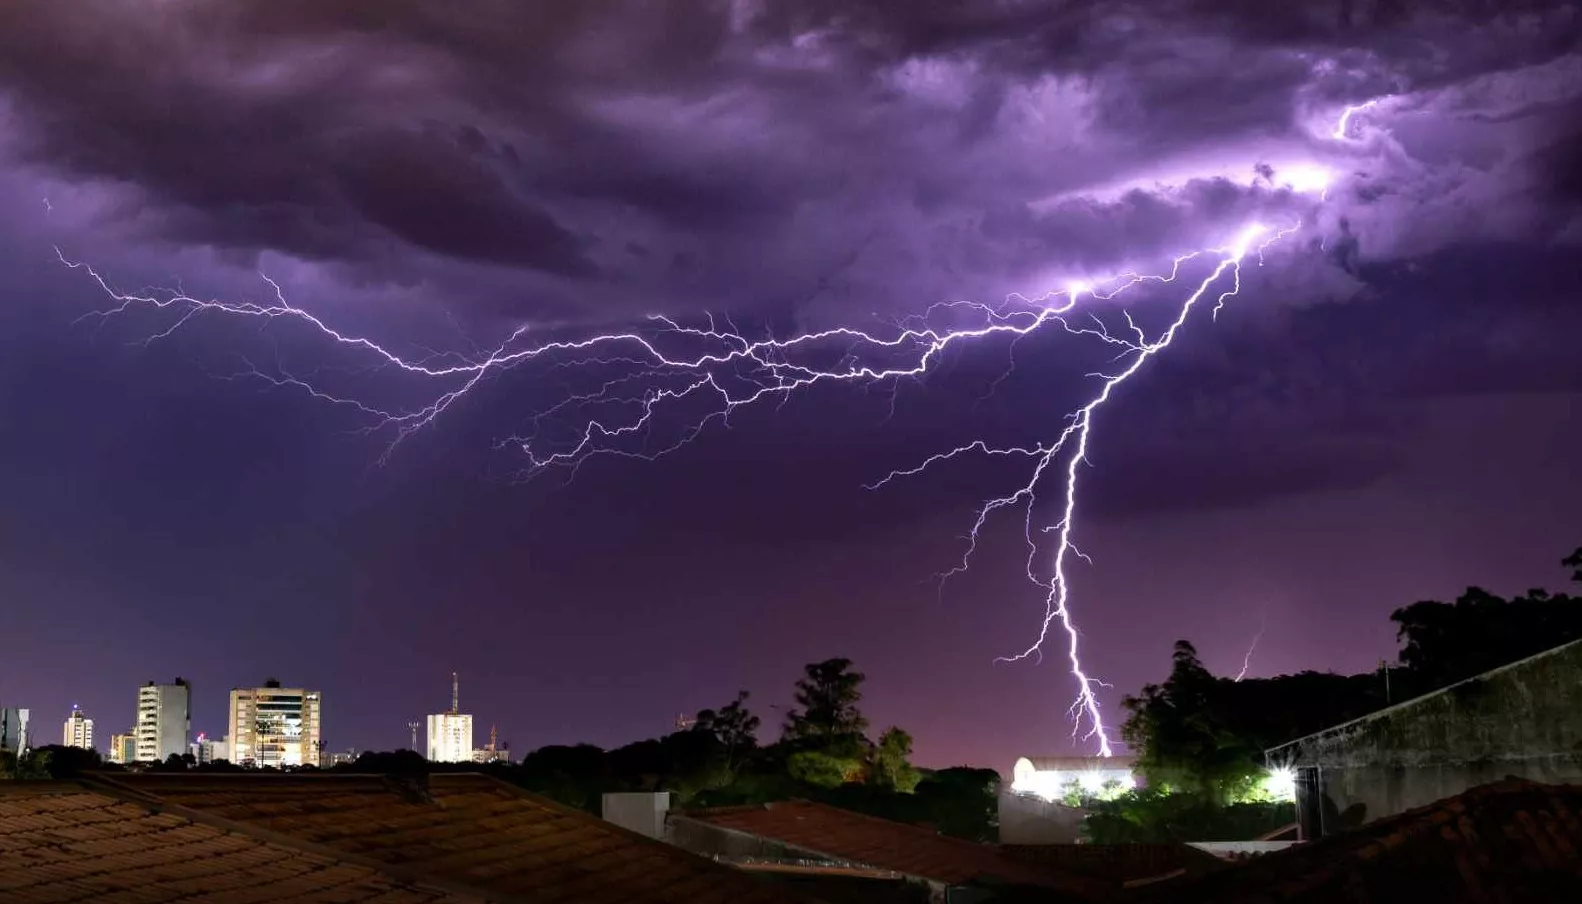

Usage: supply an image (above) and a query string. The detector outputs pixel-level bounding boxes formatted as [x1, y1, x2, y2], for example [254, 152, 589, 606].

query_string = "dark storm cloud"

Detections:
[2, 0, 1577, 310]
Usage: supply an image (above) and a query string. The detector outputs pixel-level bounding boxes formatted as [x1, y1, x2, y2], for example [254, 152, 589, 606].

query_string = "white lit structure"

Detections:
[1010, 756, 1137, 803]
[190, 733, 224, 765]
[228, 681, 322, 768]
[1262, 765, 1297, 802]
[107, 733, 136, 764]
[426, 672, 473, 763]
[1, 708, 31, 753]
[62, 705, 94, 750]
[428, 713, 473, 762]
[136, 680, 191, 763]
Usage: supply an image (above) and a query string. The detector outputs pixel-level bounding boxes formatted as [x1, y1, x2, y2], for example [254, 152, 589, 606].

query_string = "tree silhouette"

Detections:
[783, 658, 867, 742]
[692, 690, 760, 770]
[869, 727, 921, 792]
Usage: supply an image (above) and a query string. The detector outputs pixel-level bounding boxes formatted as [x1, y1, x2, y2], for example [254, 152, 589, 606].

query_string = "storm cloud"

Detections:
[0, 0, 1576, 319]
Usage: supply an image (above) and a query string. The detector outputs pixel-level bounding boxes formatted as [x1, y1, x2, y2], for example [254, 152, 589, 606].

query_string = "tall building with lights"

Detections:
[62, 705, 94, 750]
[426, 672, 473, 763]
[1, 707, 30, 754]
[107, 732, 136, 764]
[135, 680, 190, 763]
[228, 681, 322, 768]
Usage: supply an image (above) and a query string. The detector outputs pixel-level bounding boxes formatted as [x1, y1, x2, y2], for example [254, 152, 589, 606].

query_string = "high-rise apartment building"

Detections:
[0, 708, 29, 753]
[62, 705, 94, 750]
[136, 679, 191, 763]
[426, 672, 473, 763]
[107, 732, 136, 764]
[228, 681, 322, 768]
[190, 733, 222, 765]
[427, 712, 473, 762]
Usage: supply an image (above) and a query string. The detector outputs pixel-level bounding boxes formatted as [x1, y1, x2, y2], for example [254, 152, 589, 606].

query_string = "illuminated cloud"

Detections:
[0, 0, 1573, 325]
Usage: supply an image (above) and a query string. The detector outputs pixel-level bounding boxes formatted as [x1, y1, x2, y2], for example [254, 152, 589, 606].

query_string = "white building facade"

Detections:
[427, 712, 473, 762]
[228, 682, 321, 768]
[135, 680, 191, 763]
[62, 706, 94, 750]
[1, 708, 30, 753]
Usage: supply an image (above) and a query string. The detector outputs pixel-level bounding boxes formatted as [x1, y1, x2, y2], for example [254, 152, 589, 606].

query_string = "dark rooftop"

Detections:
[1139, 777, 1582, 903]
[1000, 842, 1225, 886]
[101, 772, 806, 904]
[0, 782, 489, 904]
[676, 799, 1107, 899]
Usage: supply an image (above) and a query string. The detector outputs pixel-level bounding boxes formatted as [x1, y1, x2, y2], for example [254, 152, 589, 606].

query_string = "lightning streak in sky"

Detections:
[1235, 606, 1270, 682]
[63, 100, 1375, 755]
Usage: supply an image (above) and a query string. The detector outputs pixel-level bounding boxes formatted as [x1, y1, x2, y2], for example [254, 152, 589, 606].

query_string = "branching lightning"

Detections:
[60, 100, 1378, 756]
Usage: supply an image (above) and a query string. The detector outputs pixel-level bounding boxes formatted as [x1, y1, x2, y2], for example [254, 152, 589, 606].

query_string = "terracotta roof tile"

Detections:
[0, 784, 488, 904]
[678, 799, 1107, 899]
[105, 773, 808, 904]
[1142, 778, 1582, 903]
[1000, 842, 1226, 884]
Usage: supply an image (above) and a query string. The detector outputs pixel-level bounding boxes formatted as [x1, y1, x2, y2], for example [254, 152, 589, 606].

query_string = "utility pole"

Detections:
[407, 722, 420, 751]
[1380, 659, 1392, 704]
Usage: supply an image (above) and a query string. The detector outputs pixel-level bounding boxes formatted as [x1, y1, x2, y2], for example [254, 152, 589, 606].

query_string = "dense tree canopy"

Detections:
[1391, 582, 1582, 690]
[1123, 545, 1582, 800]
[691, 690, 759, 770]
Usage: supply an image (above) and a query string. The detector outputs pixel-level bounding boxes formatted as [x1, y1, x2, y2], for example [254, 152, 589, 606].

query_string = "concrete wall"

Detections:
[1271, 638, 1582, 832]
[996, 790, 1086, 844]
[666, 815, 831, 863]
[667, 817, 949, 902]
[601, 792, 671, 839]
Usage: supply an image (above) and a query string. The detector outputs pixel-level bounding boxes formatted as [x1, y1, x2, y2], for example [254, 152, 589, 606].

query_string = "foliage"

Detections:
[1082, 786, 1292, 844]
[1390, 583, 1582, 692]
[1057, 777, 1129, 808]
[1122, 641, 1276, 802]
[691, 690, 760, 770]
[0, 745, 102, 780]
[510, 744, 607, 811]
[868, 727, 921, 793]
[1124, 545, 1582, 800]
[783, 658, 868, 742]
[605, 730, 733, 799]
[787, 749, 865, 787]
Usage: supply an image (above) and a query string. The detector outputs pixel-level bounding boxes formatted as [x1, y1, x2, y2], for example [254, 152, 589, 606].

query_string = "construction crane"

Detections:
[407, 722, 420, 751]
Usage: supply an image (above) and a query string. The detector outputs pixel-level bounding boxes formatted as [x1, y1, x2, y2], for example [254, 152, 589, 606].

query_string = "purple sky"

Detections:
[0, 2, 1579, 771]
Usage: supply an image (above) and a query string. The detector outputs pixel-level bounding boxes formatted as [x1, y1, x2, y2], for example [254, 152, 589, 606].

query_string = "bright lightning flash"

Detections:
[1332, 99, 1381, 141]
[62, 102, 1376, 756]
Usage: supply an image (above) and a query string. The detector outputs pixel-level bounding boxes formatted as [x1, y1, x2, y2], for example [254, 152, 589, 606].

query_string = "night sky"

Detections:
[1, 2, 1580, 771]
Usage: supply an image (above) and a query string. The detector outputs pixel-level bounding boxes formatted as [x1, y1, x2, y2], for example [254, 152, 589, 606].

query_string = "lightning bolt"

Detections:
[1332, 99, 1381, 141]
[59, 100, 1378, 756]
[1234, 606, 1269, 683]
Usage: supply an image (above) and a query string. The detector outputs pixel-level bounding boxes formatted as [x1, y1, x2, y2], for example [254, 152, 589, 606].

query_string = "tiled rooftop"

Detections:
[1000, 841, 1225, 885]
[677, 800, 1106, 899]
[1143, 778, 1582, 903]
[104, 773, 806, 904]
[0, 783, 488, 904]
